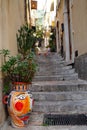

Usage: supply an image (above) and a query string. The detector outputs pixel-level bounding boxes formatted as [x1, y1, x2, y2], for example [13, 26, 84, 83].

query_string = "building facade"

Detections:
[0, 0, 25, 126]
[56, 0, 87, 80]
[56, 0, 87, 63]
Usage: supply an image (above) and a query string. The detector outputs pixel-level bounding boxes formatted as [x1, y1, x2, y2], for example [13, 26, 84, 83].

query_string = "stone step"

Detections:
[37, 60, 65, 64]
[29, 112, 44, 126]
[33, 73, 78, 81]
[36, 55, 65, 63]
[36, 53, 63, 59]
[36, 57, 64, 62]
[33, 100, 87, 114]
[37, 61, 67, 67]
[37, 63, 66, 68]
[36, 68, 75, 75]
[33, 91, 87, 101]
[31, 80, 87, 92]
[36, 67, 74, 75]
[38, 65, 72, 70]
[36, 65, 73, 72]
[37, 64, 66, 69]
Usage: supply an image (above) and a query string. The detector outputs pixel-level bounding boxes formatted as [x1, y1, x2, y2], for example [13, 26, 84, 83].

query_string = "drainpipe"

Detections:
[28, 0, 31, 27]
[24, 0, 27, 23]
[69, 0, 74, 63]
[56, 20, 59, 53]
[24, 0, 31, 27]
[63, 0, 70, 62]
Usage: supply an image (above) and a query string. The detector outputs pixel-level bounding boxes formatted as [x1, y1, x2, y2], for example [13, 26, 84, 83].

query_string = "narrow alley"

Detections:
[0, 0, 87, 130]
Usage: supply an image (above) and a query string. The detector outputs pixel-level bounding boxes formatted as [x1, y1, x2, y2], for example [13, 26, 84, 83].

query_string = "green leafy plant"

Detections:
[16, 24, 36, 57]
[35, 28, 44, 41]
[0, 50, 37, 82]
[0, 49, 37, 93]
[0, 24, 38, 94]
[49, 30, 56, 52]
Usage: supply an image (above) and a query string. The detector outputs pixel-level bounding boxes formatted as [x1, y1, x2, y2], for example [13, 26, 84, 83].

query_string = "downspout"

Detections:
[28, 0, 31, 27]
[56, 0, 61, 53]
[63, 0, 70, 62]
[69, 0, 74, 63]
[24, 0, 31, 27]
[24, 0, 27, 23]
[56, 20, 59, 53]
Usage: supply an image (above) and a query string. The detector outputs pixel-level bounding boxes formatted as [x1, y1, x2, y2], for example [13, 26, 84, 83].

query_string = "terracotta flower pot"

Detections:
[3, 82, 34, 128]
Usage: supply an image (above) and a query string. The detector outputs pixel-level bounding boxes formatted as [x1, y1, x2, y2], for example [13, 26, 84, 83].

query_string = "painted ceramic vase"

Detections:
[3, 82, 34, 128]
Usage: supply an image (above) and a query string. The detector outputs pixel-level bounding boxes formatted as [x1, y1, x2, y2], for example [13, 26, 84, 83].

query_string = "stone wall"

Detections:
[75, 53, 87, 80]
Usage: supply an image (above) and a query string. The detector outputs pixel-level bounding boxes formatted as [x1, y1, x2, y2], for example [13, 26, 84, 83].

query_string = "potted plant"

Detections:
[49, 29, 56, 52]
[0, 24, 37, 128]
[0, 49, 37, 90]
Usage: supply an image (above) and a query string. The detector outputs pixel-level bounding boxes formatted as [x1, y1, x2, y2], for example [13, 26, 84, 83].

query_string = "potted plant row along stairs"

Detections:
[29, 53, 87, 126]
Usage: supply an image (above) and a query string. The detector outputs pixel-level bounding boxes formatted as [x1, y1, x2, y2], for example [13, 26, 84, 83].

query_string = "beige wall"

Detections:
[57, 0, 64, 34]
[0, 0, 25, 74]
[0, 0, 24, 55]
[56, 0, 65, 52]
[56, 0, 87, 58]
[72, 0, 87, 56]
[0, 0, 25, 125]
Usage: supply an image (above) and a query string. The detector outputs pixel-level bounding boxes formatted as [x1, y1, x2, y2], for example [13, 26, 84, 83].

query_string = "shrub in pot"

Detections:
[0, 24, 37, 128]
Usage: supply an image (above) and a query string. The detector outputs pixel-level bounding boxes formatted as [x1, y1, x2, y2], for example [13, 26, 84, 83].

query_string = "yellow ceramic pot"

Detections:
[3, 82, 34, 128]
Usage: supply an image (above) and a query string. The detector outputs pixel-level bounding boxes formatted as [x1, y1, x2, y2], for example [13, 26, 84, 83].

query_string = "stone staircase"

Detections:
[29, 53, 87, 125]
[33, 54, 78, 81]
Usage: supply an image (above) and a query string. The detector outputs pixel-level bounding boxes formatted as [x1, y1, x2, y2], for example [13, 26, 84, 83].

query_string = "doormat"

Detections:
[43, 114, 87, 125]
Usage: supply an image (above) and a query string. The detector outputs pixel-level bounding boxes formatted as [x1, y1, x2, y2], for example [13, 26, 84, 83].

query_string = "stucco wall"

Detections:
[58, 0, 64, 31]
[0, 0, 24, 55]
[75, 53, 87, 80]
[72, 0, 87, 56]
[0, 0, 25, 125]
[56, 0, 65, 52]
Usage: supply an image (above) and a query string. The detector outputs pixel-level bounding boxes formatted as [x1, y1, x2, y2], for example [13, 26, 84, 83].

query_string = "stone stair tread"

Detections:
[37, 60, 66, 64]
[37, 66, 72, 70]
[32, 80, 87, 86]
[36, 53, 63, 58]
[37, 67, 73, 71]
[33, 91, 87, 94]
[36, 68, 75, 73]
[2, 124, 87, 130]
[29, 112, 44, 126]
[35, 73, 78, 78]
[31, 80, 87, 92]
[36, 70, 76, 75]
[34, 100, 87, 105]
[33, 100, 87, 113]
[33, 77, 78, 81]
[33, 91, 87, 101]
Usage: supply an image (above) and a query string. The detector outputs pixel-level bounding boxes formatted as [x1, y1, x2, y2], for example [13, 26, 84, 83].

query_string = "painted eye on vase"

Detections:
[17, 95, 26, 100]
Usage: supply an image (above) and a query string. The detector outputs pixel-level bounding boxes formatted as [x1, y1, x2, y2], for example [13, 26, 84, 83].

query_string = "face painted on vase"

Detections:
[10, 91, 32, 116]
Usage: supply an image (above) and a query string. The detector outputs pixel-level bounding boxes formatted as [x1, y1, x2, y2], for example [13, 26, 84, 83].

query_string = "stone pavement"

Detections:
[1, 122, 87, 130]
